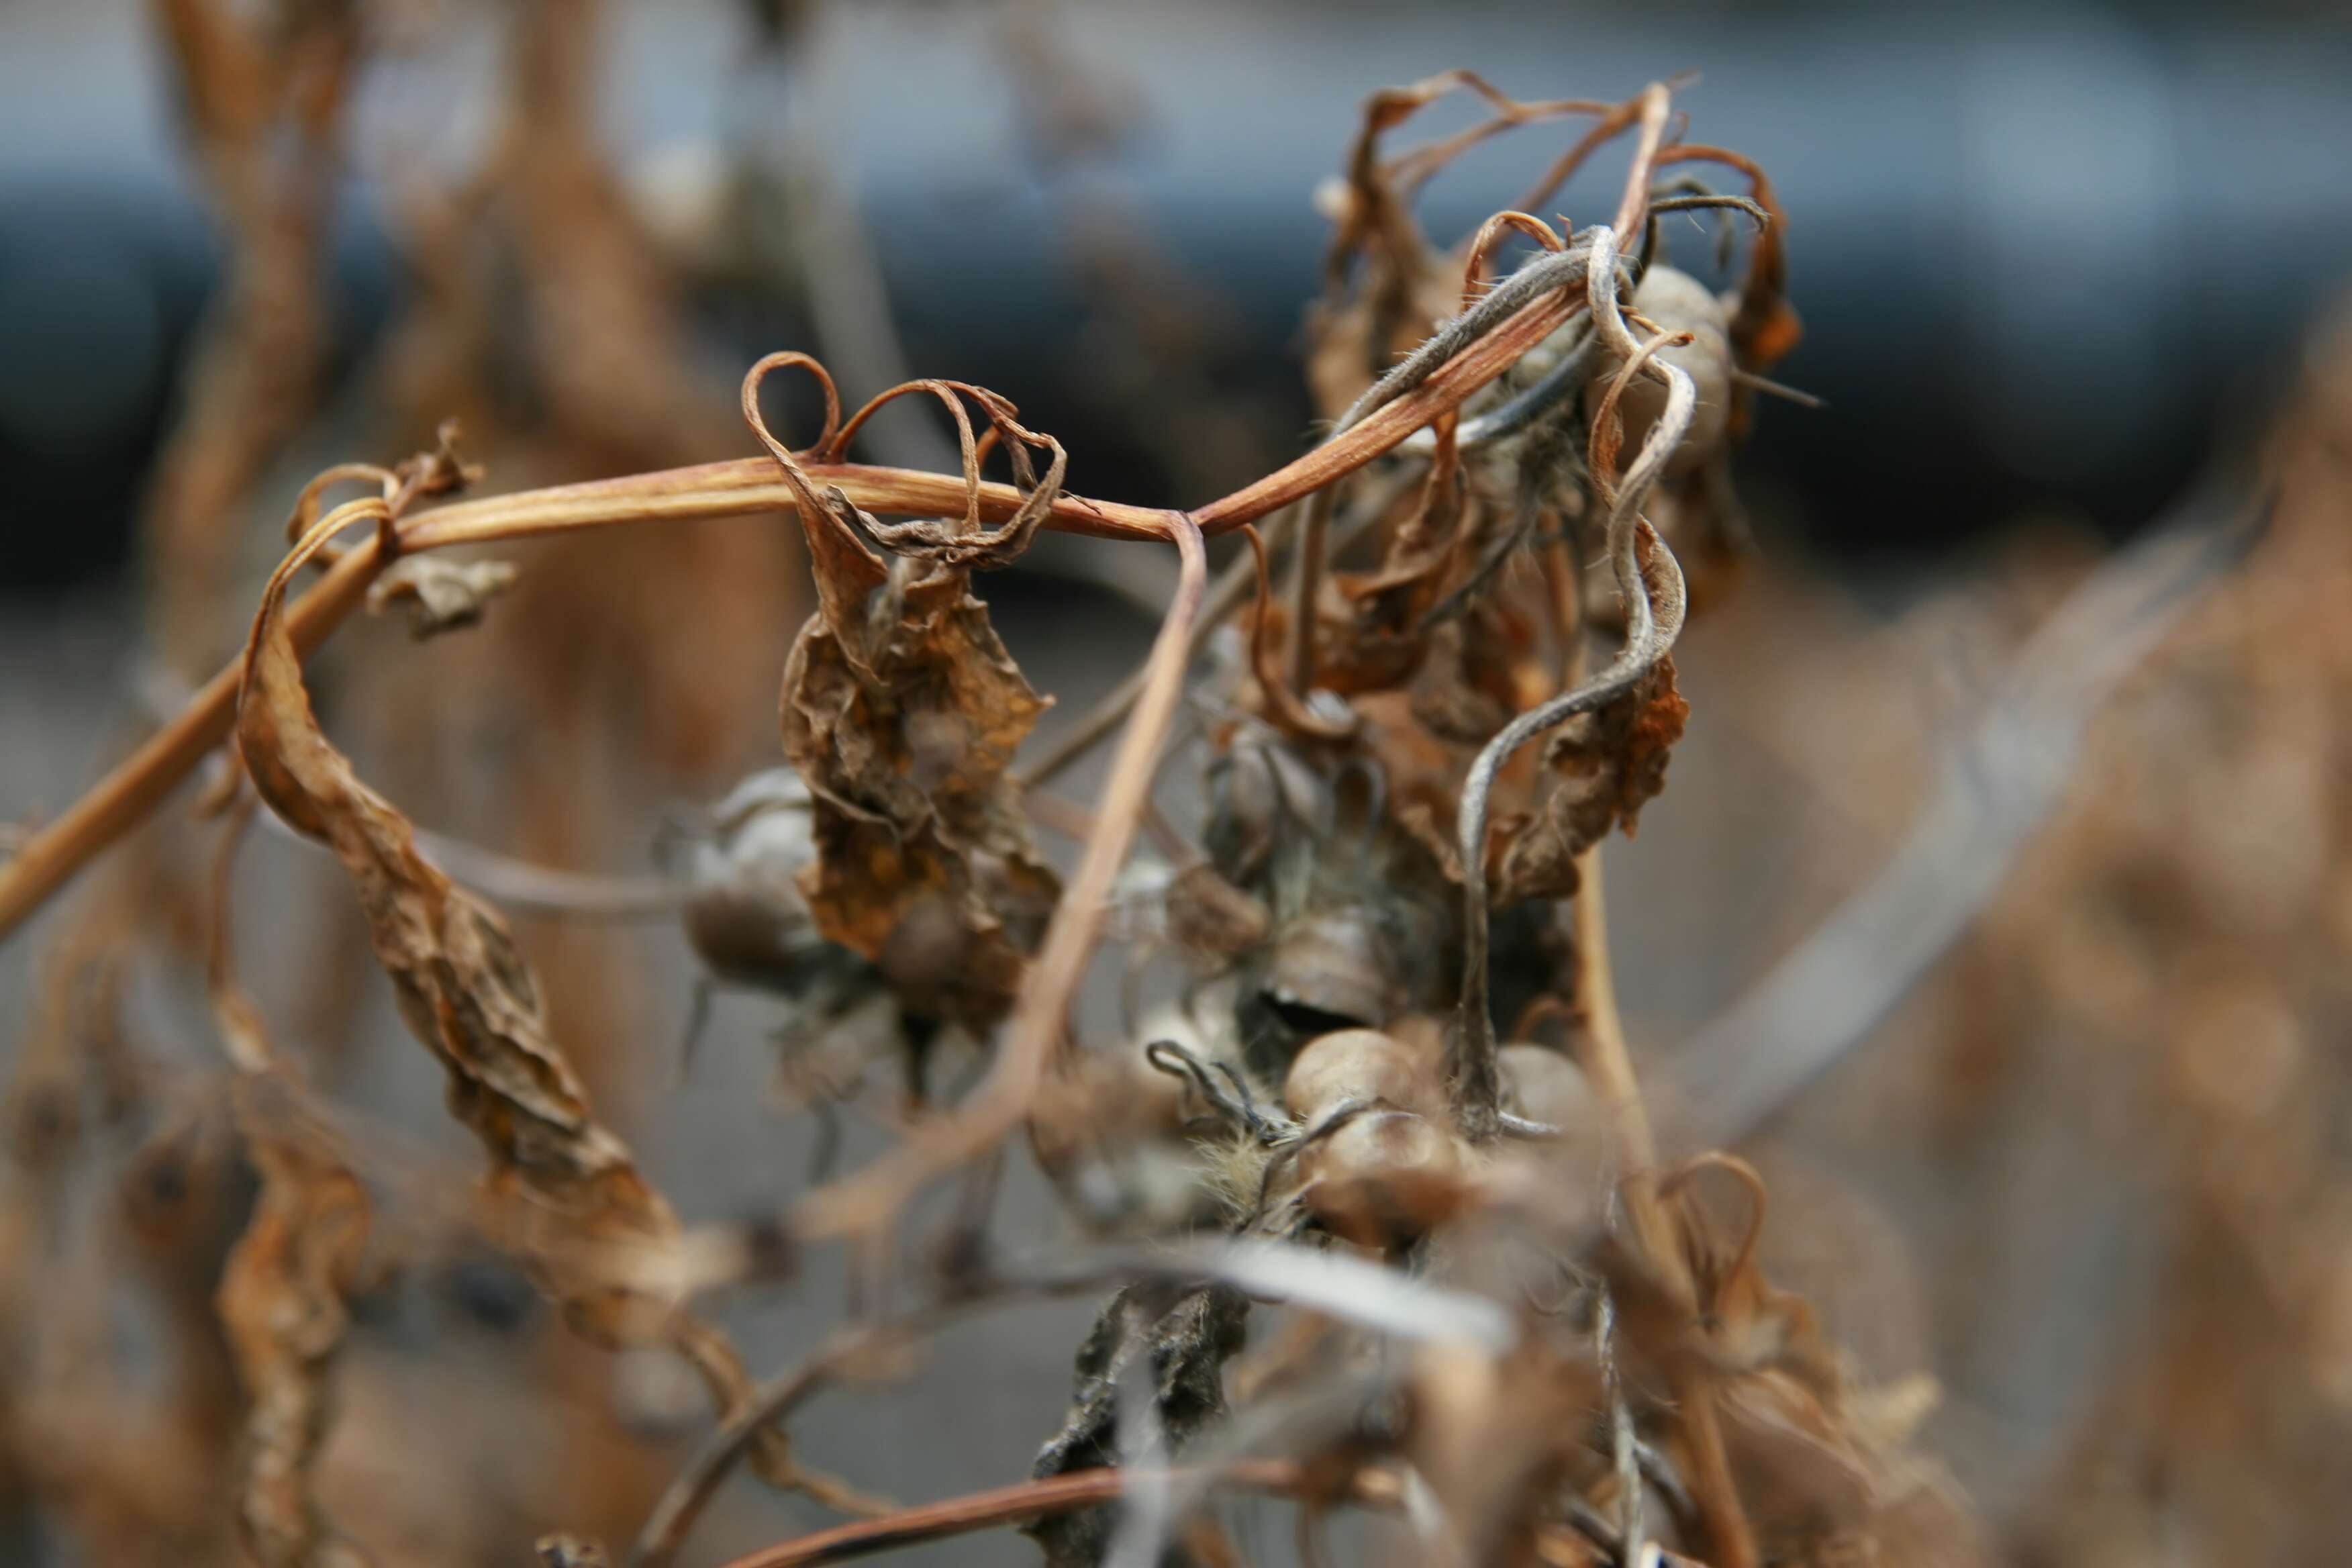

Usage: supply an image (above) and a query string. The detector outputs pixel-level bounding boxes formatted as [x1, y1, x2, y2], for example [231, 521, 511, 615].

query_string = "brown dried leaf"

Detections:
[1408, 610, 1523, 746]
[749, 362, 1063, 1031]
[234, 530, 868, 1511]
[364, 555, 517, 640]
[1496, 654, 1689, 902]
[781, 561, 1060, 1028]
[217, 1071, 375, 1568]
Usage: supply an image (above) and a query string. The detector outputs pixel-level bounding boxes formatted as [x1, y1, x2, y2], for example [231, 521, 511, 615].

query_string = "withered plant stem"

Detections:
[632, 1321, 908, 1568]
[0, 275, 1579, 941]
[713, 1459, 1410, 1568]
[1567, 851, 1655, 1178]
[1575, 850, 1755, 1568]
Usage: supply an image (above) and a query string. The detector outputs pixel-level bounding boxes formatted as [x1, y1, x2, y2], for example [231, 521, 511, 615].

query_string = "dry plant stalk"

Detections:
[231, 473, 879, 1516]
[206, 800, 376, 1568]
[146, 0, 360, 673]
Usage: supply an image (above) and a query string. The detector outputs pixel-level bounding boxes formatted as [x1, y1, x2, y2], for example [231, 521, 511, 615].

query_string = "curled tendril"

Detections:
[742, 350, 868, 565]
[741, 349, 846, 460]
[1451, 224, 1695, 1139]
[741, 352, 1069, 573]
[826, 379, 1069, 569]
[1240, 524, 1358, 742]
[1588, 327, 1697, 499]
[1459, 210, 1565, 307]
[279, 425, 477, 569]
[284, 462, 397, 547]
[1659, 1150, 1770, 1313]
[1144, 1040, 1285, 1146]
[1382, 77, 1614, 206]
[1242, 1097, 1373, 1232]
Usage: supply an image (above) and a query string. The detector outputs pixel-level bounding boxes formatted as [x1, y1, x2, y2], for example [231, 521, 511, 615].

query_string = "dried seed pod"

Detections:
[1282, 1027, 1444, 1120]
[1159, 863, 1273, 968]
[1202, 730, 1328, 888]
[676, 769, 834, 992]
[1587, 265, 1732, 480]
[1202, 726, 1464, 1084]
[1238, 878, 1453, 1083]
[1274, 1026, 1471, 1246]
[1259, 908, 1413, 1037]
[1295, 1108, 1470, 1249]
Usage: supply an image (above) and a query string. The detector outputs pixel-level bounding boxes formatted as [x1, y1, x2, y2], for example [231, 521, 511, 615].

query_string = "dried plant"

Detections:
[17, 15, 2318, 1568]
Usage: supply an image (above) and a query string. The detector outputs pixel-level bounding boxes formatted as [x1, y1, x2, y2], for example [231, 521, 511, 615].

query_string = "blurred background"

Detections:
[5, 1, 2352, 1565]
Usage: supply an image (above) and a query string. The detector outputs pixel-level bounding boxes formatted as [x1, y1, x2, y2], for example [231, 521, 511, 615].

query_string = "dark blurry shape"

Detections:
[10, 3, 2352, 591]
[0, 190, 206, 587]
[0, 235, 166, 458]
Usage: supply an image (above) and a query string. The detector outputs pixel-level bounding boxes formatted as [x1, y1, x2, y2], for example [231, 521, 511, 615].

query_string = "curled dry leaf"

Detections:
[207, 797, 376, 1568]
[748, 356, 1063, 1031]
[217, 1069, 375, 1568]
[1026, 1282, 1250, 1568]
[1495, 652, 1689, 903]
[233, 522, 874, 1514]
[364, 554, 518, 640]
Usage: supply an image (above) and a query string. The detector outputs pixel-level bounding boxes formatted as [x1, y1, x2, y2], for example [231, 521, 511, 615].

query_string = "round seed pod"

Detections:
[1589, 264, 1732, 480]
[1283, 1028, 1442, 1120]
[1259, 910, 1410, 1038]
[1297, 1108, 1469, 1248]
[680, 770, 826, 991]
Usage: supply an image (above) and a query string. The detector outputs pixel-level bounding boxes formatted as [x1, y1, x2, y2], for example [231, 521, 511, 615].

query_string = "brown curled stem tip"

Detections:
[1651, 142, 1800, 370]
[821, 378, 1068, 567]
[1459, 210, 1564, 305]
[1330, 70, 1612, 280]
[283, 461, 396, 545]
[1608, 84, 1675, 242]
[791, 512, 1208, 1244]
[1588, 328, 1697, 499]
[743, 350, 869, 572]
[1659, 1150, 1770, 1309]
[1508, 81, 1666, 227]
[1241, 524, 1357, 742]
[742, 350, 846, 462]
[1508, 991, 1581, 1047]
[827, 381, 981, 495]
[1, 268, 1594, 942]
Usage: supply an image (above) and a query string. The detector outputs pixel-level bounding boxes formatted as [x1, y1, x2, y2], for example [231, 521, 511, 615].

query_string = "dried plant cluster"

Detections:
[5, 5, 2334, 1568]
